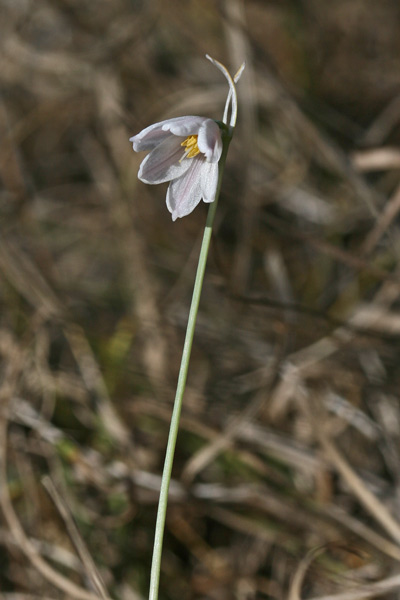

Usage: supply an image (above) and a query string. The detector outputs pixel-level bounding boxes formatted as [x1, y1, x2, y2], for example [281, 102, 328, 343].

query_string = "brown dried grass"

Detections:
[1, 1, 400, 599]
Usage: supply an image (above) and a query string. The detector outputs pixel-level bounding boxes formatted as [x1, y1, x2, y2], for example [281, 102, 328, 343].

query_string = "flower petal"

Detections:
[166, 157, 205, 220]
[138, 135, 191, 184]
[200, 161, 219, 203]
[197, 119, 222, 163]
[130, 116, 208, 152]
[162, 116, 208, 137]
[130, 122, 173, 152]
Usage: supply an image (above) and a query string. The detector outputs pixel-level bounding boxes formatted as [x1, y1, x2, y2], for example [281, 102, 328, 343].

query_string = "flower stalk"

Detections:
[148, 128, 231, 600]
[130, 55, 244, 600]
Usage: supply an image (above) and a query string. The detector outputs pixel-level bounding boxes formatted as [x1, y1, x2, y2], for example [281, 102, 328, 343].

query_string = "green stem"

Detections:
[148, 131, 231, 600]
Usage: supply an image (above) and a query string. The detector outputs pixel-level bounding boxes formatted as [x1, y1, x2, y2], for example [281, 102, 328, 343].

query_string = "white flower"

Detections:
[130, 116, 223, 221]
[130, 55, 245, 221]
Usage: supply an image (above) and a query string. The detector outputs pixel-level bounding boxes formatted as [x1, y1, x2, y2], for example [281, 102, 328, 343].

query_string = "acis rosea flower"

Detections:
[130, 116, 222, 221]
[130, 55, 244, 221]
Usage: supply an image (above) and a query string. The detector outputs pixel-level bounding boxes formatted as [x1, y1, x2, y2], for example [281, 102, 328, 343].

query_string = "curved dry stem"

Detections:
[320, 435, 400, 544]
[307, 573, 400, 600]
[288, 546, 326, 600]
[42, 476, 109, 600]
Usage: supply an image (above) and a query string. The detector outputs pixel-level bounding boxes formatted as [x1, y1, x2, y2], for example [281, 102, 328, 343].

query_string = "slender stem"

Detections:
[148, 132, 231, 600]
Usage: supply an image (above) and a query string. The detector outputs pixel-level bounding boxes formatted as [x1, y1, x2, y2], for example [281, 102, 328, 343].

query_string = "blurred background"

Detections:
[2, 0, 400, 598]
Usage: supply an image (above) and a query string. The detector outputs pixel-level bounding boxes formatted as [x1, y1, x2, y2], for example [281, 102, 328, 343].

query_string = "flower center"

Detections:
[180, 135, 200, 161]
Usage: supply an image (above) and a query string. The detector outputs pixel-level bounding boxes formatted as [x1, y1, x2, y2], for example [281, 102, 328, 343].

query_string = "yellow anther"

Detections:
[180, 135, 200, 161]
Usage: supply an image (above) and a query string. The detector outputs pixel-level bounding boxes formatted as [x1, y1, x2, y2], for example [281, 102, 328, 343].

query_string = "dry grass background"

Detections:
[1, 0, 400, 598]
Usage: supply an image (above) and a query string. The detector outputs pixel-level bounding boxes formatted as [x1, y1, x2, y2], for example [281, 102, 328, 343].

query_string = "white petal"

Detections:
[138, 136, 191, 184]
[197, 119, 222, 163]
[130, 122, 173, 152]
[166, 157, 204, 220]
[162, 116, 208, 137]
[130, 116, 208, 152]
[200, 161, 219, 203]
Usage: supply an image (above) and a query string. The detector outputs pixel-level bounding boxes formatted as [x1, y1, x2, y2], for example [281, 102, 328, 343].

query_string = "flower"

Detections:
[130, 55, 245, 221]
[130, 116, 223, 221]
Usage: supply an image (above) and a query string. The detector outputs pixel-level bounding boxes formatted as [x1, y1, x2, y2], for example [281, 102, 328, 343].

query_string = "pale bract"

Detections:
[130, 116, 223, 221]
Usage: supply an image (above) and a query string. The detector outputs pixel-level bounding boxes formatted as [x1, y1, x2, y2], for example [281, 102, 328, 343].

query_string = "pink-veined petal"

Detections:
[197, 119, 222, 163]
[130, 122, 173, 152]
[200, 161, 219, 203]
[166, 157, 205, 221]
[130, 116, 208, 152]
[138, 135, 191, 184]
[162, 116, 208, 137]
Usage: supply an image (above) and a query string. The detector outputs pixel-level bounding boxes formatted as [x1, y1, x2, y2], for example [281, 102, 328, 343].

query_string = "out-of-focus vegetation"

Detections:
[1, 1, 400, 598]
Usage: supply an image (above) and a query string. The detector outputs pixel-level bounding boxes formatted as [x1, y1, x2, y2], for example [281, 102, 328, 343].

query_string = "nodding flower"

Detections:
[130, 56, 245, 221]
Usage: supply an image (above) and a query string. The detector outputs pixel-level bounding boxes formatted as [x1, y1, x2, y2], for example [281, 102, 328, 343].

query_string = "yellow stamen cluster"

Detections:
[180, 135, 200, 160]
